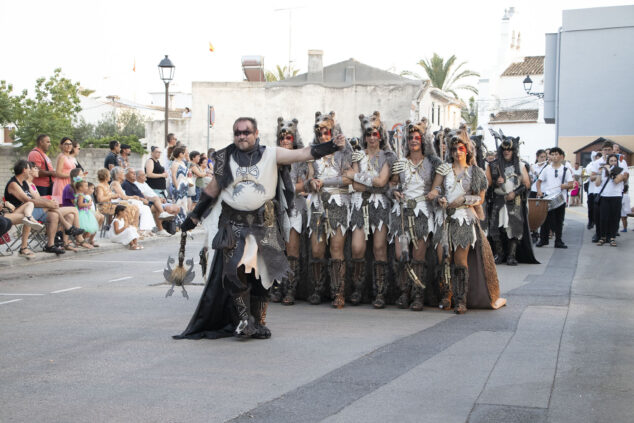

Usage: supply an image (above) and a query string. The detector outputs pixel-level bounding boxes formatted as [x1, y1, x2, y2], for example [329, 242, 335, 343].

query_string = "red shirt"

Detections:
[27, 147, 54, 187]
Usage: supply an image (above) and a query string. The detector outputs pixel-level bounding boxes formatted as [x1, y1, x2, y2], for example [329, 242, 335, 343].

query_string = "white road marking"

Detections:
[72, 260, 164, 264]
[0, 293, 45, 296]
[0, 299, 23, 305]
[152, 269, 164, 273]
[51, 287, 82, 294]
[108, 276, 132, 282]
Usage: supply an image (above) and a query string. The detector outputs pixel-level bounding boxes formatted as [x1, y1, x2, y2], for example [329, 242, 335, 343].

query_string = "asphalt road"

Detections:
[1, 209, 632, 423]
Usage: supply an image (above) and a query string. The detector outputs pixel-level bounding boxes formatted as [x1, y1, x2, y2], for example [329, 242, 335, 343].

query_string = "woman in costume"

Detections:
[269, 117, 309, 305]
[306, 111, 353, 308]
[349, 112, 394, 308]
[389, 119, 443, 311]
[437, 130, 506, 314]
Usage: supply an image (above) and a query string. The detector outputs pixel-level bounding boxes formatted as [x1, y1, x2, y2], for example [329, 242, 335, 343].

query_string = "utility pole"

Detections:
[274, 6, 305, 77]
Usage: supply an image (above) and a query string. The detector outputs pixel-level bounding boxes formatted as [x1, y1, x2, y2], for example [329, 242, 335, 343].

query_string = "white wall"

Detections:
[488, 122, 556, 162]
[189, 82, 422, 153]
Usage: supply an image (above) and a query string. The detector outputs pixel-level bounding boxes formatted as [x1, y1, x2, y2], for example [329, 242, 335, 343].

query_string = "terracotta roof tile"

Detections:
[501, 56, 544, 76]
[489, 109, 538, 123]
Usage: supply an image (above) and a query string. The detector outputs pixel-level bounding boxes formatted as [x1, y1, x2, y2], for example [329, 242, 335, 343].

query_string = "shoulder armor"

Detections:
[436, 163, 452, 176]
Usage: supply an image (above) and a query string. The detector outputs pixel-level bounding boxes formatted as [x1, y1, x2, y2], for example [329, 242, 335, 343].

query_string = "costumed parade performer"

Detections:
[306, 111, 353, 309]
[436, 130, 506, 314]
[269, 117, 308, 305]
[174, 117, 345, 340]
[486, 134, 538, 265]
[349, 112, 394, 308]
[389, 119, 444, 311]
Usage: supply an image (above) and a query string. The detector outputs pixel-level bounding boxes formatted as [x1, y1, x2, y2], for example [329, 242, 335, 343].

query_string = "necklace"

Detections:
[238, 152, 255, 182]
[366, 151, 380, 173]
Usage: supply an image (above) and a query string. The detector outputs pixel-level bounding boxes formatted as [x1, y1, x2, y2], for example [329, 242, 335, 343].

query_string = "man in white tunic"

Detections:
[174, 117, 344, 340]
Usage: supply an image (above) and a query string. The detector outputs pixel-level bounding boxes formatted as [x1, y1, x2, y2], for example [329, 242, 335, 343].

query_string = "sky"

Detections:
[1, 0, 630, 105]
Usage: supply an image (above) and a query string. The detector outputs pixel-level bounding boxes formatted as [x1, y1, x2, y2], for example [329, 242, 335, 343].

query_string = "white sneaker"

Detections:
[22, 217, 45, 230]
[159, 212, 175, 220]
[157, 229, 172, 237]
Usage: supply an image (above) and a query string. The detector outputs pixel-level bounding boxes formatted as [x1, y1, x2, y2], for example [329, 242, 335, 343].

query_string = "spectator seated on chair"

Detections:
[110, 166, 156, 234]
[95, 168, 140, 229]
[26, 161, 93, 252]
[4, 160, 89, 254]
[1, 198, 44, 258]
[134, 170, 179, 236]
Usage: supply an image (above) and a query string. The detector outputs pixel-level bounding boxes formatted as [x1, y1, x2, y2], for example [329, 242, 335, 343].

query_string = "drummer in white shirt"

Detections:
[536, 147, 574, 248]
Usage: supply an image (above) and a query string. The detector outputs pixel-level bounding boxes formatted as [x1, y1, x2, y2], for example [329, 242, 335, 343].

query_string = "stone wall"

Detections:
[0, 145, 144, 192]
[144, 117, 193, 150]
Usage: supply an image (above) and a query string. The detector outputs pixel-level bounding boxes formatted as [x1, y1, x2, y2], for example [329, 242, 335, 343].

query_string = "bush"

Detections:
[82, 135, 145, 154]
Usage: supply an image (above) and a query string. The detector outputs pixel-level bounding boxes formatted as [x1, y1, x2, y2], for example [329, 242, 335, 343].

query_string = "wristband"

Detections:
[311, 141, 339, 160]
[353, 173, 373, 187]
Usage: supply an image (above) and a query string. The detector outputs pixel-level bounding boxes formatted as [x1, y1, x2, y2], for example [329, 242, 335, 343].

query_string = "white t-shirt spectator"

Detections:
[538, 163, 574, 199]
[134, 181, 158, 199]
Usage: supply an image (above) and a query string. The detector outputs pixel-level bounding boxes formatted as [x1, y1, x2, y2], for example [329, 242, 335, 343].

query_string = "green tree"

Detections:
[265, 64, 300, 82]
[15, 68, 82, 153]
[94, 111, 118, 139]
[72, 117, 96, 143]
[461, 97, 478, 132]
[117, 109, 146, 138]
[0, 81, 25, 126]
[402, 53, 480, 98]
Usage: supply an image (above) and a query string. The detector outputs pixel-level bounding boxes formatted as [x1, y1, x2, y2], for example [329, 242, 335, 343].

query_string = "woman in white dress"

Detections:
[109, 205, 142, 249]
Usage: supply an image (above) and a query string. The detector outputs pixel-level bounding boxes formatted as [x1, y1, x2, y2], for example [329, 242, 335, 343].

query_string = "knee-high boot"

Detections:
[282, 256, 299, 305]
[330, 259, 346, 309]
[372, 261, 388, 309]
[250, 295, 271, 339]
[494, 239, 505, 264]
[506, 239, 518, 266]
[438, 264, 452, 310]
[394, 262, 411, 309]
[410, 260, 426, 312]
[269, 282, 282, 303]
[350, 259, 366, 305]
[233, 289, 256, 337]
[452, 265, 469, 315]
[308, 258, 326, 305]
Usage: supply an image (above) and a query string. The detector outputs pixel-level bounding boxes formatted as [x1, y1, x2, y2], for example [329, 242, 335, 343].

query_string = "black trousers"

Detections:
[598, 196, 621, 240]
[587, 193, 596, 225]
[540, 204, 566, 243]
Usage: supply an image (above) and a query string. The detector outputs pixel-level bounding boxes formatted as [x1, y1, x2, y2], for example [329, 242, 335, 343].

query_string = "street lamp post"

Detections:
[158, 55, 175, 147]
[522, 75, 544, 99]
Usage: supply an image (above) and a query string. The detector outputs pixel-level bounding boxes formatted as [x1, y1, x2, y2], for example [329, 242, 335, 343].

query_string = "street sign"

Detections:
[209, 106, 215, 128]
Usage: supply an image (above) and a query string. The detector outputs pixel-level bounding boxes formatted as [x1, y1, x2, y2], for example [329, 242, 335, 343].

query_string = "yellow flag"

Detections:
[209, 42, 214, 52]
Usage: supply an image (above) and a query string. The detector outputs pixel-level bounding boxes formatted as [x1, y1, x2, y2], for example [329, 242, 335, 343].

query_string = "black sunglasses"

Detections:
[555, 169, 559, 177]
[234, 130, 253, 137]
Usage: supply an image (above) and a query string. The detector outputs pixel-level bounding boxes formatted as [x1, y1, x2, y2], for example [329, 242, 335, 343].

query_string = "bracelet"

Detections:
[434, 186, 442, 193]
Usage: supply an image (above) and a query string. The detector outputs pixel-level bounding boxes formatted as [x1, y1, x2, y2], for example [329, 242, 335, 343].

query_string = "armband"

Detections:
[311, 141, 339, 159]
[353, 173, 373, 187]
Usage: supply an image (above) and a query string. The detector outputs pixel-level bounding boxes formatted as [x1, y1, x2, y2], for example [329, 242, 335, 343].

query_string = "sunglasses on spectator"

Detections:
[63, 142, 73, 146]
[555, 169, 559, 177]
[234, 130, 253, 137]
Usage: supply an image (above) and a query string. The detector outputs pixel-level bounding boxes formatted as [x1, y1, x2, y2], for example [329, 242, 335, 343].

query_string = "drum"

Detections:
[545, 192, 566, 211]
[527, 198, 549, 231]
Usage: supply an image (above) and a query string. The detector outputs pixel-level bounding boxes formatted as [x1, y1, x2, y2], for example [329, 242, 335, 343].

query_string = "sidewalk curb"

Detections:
[0, 228, 205, 269]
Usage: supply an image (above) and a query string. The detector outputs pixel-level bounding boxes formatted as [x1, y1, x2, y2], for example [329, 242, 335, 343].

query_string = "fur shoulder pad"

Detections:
[471, 165, 488, 193]
[427, 155, 442, 172]
[436, 163, 452, 176]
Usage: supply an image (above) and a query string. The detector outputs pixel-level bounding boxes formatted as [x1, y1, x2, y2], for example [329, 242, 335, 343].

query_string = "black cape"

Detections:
[173, 251, 237, 340]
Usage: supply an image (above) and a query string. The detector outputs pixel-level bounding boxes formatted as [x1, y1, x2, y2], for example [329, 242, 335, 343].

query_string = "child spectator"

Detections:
[74, 180, 100, 246]
[109, 205, 142, 250]
[87, 182, 105, 230]
[62, 168, 83, 207]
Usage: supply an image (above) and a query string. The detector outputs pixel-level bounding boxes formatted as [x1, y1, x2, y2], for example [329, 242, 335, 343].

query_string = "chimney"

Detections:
[307, 50, 323, 83]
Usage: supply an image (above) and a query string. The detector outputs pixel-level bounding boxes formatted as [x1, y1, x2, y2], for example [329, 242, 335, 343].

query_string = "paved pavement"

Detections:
[0, 209, 632, 422]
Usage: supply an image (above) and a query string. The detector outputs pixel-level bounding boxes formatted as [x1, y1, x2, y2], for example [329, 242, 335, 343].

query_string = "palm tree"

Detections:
[265, 64, 300, 82]
[402, 53, 480, 98]
[461, 97, 478, 132]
